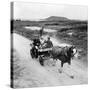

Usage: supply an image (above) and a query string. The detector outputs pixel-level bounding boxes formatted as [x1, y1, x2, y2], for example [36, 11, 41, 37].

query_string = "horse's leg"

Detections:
[58, 61, 63, 73]
[52, 58, 57, 66]
[67, 60, 74, 79]
[61, 61, 64, 67]
[39, 56, 44, 66]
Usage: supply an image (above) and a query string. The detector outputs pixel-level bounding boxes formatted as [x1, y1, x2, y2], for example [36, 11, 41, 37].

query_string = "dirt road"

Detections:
[13, 33, 88, 88]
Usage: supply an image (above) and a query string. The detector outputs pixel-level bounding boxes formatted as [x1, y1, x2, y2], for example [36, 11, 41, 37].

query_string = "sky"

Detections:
[13, 2, 88, 20]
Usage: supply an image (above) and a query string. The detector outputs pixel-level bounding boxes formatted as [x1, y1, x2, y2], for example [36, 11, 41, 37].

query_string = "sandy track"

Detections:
[13, 33, 88, 88]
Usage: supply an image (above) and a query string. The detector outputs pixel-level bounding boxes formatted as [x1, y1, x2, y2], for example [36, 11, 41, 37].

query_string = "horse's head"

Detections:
[68, 45, 77, 58]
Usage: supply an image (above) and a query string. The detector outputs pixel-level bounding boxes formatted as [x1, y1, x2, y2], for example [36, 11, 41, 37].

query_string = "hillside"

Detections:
[43, 16, 69, 21]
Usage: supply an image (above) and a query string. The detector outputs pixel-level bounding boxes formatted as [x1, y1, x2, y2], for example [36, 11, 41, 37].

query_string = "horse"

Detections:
[50, 46, 77, 67]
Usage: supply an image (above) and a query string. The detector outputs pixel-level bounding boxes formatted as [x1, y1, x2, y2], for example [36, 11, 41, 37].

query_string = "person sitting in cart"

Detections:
[42, 36, 53, 49]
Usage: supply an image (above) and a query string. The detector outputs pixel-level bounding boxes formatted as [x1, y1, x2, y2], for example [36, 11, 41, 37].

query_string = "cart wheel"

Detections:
[30, 49, 34, 58]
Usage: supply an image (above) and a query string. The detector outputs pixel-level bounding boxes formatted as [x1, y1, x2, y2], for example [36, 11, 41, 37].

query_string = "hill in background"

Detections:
[42, 16, 69, 21]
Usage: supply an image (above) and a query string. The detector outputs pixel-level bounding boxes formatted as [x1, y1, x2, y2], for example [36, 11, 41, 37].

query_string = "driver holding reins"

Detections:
[41, 36, 53, 49]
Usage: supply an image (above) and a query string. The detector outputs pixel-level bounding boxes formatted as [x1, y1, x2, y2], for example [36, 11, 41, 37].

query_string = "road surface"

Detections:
[12, 33, 88, 88]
